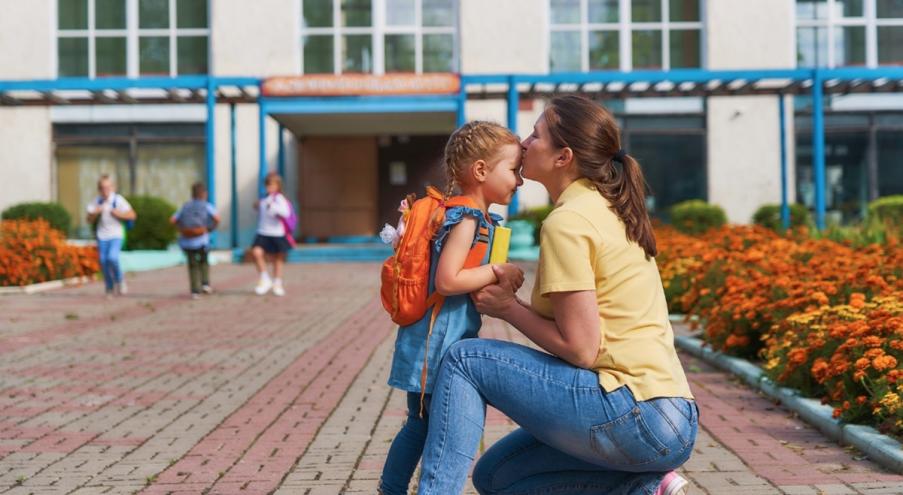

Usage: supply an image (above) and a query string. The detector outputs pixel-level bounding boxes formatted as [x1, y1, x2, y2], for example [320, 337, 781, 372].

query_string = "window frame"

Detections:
[795, 0, 903, 68]
[299, 0, 459, 75]
[547, 0, 706, 72]
[55, 0, 211, 78]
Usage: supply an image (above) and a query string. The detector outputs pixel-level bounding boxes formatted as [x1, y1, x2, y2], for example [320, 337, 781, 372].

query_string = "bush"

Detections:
[509, 204, 555, 244]
[2, 202, 72, 235]
[752, 203, 812, 232]
[669, 200, 726, 235]
[124, 195, 177, 250]
[868, 195, 903, 236]
[0, 219, 99, 286]
[762, 294, 903, 436]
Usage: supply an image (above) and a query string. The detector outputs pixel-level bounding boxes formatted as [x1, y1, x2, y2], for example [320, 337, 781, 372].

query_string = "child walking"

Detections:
[379, 121, 525, 495]
[171, 182, 220, 299]
[85, 174, 136, 297]
[251, 173, 293, 296]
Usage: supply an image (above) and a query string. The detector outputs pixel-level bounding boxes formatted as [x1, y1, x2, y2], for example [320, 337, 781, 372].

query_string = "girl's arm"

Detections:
[434, 217, 521, 296]
[474, 269, 601, 368]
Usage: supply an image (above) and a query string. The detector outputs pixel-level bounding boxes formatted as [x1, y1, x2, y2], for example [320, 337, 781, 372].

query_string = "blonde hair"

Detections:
[442, 121, 520, 198]
[264, 172, 283, 193]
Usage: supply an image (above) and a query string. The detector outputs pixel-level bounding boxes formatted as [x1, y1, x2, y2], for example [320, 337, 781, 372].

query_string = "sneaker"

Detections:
[272, 280, 285, 297]
[655, 471, 689, 495]
[191, 293, 200, 300]
[201, 284, 213, 294]
[118, 280, 128, 295]
[254, 277, 272, 295]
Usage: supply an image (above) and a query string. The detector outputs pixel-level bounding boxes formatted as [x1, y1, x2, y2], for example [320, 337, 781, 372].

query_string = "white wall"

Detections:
[460, 0, 547, 74]
[0, 1, 55, 213]
[211, 0, 299, 76]
[0, 108, 53, 213]
[705, 0, 796, 223]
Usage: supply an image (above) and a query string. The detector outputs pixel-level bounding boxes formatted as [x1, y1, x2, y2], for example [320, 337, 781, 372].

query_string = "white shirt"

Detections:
[256, 193, 290, 237]
[86, 194, 132, 241]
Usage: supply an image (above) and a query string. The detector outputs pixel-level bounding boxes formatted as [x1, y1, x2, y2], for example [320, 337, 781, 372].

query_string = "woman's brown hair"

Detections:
[543, 95, 657, 258]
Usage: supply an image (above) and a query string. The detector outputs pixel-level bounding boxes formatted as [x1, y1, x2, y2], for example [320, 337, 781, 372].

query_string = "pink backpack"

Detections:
[278, 194, 298, 247]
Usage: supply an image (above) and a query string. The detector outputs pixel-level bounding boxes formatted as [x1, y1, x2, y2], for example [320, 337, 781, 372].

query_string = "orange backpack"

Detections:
[380, 186, 489, 327]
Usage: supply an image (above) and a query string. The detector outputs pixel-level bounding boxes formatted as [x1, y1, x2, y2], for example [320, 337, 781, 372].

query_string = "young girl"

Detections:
[252, 173, 292, 296]
[379, 121, 525, 495]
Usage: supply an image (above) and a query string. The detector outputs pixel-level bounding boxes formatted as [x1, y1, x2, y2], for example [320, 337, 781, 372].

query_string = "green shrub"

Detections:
[509, 204, 555, 244]
[669, 200, 727, 235]
[1, 202, 72, 235]
[752, 203, 812, 232]
[124, 196, 177, 250]
[868, 195, 903, 232]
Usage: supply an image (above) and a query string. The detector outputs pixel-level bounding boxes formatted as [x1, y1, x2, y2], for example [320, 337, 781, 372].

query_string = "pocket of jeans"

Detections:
[589, 407, 670, 467]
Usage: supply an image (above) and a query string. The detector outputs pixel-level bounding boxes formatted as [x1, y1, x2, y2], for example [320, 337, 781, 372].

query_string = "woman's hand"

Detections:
[472, 282, 518, 319]
[494, 263, 525, 292]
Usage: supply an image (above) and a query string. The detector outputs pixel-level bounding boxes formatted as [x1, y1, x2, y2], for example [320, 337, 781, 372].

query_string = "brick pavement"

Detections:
[0, 263, 901, 494]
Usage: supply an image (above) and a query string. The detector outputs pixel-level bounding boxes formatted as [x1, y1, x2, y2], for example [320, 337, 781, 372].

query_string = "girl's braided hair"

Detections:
[442, 121, 520, 198]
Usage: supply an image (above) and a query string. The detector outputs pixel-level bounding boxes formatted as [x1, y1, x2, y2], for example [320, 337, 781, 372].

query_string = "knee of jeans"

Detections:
[471, 457, 496, 495]
[445, 339, 482, 366]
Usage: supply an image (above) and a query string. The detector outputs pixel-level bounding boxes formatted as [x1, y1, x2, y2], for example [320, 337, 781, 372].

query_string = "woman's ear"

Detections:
[554, 147, 574, 170]
[471, 159, 489, 183]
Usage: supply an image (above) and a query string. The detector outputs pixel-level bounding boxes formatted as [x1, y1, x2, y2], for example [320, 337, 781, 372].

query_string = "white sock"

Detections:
[273, 278, 283, 285]
[259, 272, 271, 282]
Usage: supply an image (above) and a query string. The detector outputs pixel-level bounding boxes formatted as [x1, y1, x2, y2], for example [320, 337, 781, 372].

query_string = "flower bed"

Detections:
[0, 219, 99, 287]
[658, 225, 903, 436]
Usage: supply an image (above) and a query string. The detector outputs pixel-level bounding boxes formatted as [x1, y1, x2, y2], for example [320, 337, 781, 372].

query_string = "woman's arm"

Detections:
[474, 269, 601, 368]
[434, 217, 523, 296]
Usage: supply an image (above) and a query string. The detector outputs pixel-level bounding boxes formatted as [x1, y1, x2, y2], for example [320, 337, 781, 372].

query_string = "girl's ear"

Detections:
[471, 159, 489, 183]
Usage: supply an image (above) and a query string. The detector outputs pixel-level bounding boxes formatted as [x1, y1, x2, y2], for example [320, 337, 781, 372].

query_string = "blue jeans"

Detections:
[97, 238, 123, 292]
[380, 392, 432, 495]
[417, 339, 698, 495]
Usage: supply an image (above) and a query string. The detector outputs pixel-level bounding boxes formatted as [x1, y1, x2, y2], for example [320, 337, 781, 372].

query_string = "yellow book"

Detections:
[489, 226, 511, 264]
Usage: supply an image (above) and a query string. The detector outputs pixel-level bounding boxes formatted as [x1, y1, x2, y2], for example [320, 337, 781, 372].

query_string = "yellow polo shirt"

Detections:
[531, 178, 693, 401]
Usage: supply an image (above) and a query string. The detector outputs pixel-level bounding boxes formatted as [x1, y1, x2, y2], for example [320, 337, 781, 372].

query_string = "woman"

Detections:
[416, 95, 698, 495]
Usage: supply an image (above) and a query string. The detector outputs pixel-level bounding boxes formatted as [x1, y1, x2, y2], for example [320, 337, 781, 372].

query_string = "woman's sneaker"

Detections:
[655, 471, 689, 495]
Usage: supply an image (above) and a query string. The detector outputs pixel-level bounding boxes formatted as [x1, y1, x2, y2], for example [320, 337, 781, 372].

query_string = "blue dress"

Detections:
[387, 206, 502, 394]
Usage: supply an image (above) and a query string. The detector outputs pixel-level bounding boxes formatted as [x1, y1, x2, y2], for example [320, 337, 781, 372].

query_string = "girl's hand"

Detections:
[494, 263, 524, 291]
[472, 280, 517, 319]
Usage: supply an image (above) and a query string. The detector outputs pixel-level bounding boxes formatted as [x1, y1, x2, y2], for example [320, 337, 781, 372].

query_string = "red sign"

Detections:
[262, 73, 460, 97]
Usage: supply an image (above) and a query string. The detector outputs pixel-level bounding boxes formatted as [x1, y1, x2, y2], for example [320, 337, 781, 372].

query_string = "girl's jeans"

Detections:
[97, 238, 123, 292]
[380, 392, 432, 495]
[417, 339, 698, 495]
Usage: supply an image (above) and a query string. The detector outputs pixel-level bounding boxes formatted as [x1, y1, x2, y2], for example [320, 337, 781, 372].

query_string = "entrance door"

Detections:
[298, 137, 378, 239]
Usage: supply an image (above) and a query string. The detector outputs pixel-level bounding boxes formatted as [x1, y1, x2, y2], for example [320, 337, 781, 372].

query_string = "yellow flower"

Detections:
[879, 392, 902, 414]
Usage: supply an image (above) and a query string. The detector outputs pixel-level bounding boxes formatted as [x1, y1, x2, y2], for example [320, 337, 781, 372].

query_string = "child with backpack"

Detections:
[170, 182, 220, 299]
[85, 174, 136, 297]
[251, 172, 296, 297]
[378, 121, 525, 495]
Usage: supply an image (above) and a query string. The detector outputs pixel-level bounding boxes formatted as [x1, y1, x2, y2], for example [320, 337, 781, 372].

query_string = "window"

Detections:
[57, 0, 209, 78]
[549, 0, 703, 72]
[796, 0, 903, 67]
[795, 112, 903, 223]
[300, 0, 457, 75]
[55, 123, 206, 238]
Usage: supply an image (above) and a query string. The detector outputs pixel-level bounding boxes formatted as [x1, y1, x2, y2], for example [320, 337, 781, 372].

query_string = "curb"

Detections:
[0, 275, 94, 296]
[674, 334, 903, 474]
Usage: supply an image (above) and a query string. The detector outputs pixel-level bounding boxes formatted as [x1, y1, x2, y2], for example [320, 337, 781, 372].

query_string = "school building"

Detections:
[1, 0, 902, 248]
